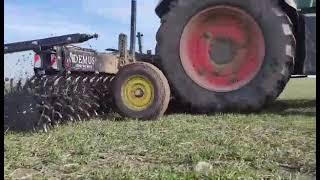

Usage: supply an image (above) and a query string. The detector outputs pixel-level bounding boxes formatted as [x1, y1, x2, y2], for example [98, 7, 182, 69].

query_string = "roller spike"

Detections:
[92, 102, 100, 109]
[90, 76, 96, 83]
[66, 114, 74, 122]
[42, 104, 50, 110]
[54, 111, 63, 119]
[53, 76, 63, 86]
[83, 77, 88, 82]
[76, 114, 82, 121]
[41, 114, 52, 123]
[54, 102, 63, 108]
[93, 110, 99, 116]
[66, 105, 75, 113]
[42, 124, 48, 133]
[75, 76, 81, 83]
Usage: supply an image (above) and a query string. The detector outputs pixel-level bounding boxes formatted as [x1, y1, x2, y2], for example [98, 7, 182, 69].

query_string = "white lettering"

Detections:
[69, 51, 96, 68]
[79, 55, 82, 64]
[70, 52, 78, 63]
[83, 56, 88, 64]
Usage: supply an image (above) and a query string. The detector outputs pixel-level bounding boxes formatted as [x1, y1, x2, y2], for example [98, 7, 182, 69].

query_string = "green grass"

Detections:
[4, 79, 316, 179]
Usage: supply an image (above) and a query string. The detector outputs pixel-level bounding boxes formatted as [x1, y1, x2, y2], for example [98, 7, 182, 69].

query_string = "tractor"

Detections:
[155, 0, 316, 112]
[4, 0, 316, 132]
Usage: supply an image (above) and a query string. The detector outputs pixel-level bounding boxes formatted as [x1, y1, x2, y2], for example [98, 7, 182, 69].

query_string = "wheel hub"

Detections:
[134, 88, 144, 98]
[180, 6, 265, 92]
[207, 36, 237, 66]
[121, 75, 155, 111]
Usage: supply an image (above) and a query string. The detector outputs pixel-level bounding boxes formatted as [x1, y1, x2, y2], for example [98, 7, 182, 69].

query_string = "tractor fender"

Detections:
[155, 0, 298, 17]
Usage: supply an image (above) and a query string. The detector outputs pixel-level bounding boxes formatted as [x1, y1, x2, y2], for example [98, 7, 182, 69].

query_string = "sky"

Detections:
[4, 0, 160, 79]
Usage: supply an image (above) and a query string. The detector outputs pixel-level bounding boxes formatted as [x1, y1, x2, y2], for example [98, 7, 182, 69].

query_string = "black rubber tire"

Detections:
[112, 62, 171, 120]
[156, 0, 296, 113]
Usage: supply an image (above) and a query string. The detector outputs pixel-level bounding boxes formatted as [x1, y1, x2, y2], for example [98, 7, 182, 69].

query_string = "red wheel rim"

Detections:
[180, 6, 265, 92]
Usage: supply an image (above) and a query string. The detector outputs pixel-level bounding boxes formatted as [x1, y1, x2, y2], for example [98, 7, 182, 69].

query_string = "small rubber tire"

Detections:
[112, 62, 171, 120]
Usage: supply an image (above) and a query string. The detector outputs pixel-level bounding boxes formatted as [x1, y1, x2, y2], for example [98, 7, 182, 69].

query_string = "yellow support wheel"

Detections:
[112, 62, 170, 120]
[122, 75, 155, 111]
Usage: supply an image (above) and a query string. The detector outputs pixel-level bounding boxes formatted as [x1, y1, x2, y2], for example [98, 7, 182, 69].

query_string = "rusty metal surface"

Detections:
[95, 53, 120, 74]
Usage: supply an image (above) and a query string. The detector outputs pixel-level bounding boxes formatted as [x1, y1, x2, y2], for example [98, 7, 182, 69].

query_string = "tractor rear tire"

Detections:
[156, 0, 295, 113]
[112, 62, 171, 120]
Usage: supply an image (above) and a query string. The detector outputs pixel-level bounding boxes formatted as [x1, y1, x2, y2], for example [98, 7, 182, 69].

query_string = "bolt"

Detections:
[134, 88, 144, 98]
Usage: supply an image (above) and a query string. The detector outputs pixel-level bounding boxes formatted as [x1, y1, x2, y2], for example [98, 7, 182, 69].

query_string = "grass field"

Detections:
[4, 79, 316, 179]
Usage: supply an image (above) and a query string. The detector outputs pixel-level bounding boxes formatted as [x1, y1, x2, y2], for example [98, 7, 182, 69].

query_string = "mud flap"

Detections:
[303, 13, 316, 75]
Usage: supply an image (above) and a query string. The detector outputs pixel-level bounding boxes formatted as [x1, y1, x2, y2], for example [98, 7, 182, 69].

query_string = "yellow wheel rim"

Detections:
[121, 75, 155, 111]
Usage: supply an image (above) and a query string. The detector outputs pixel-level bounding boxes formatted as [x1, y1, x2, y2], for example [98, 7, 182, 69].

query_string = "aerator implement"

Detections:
[4, 0, 316, 132]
